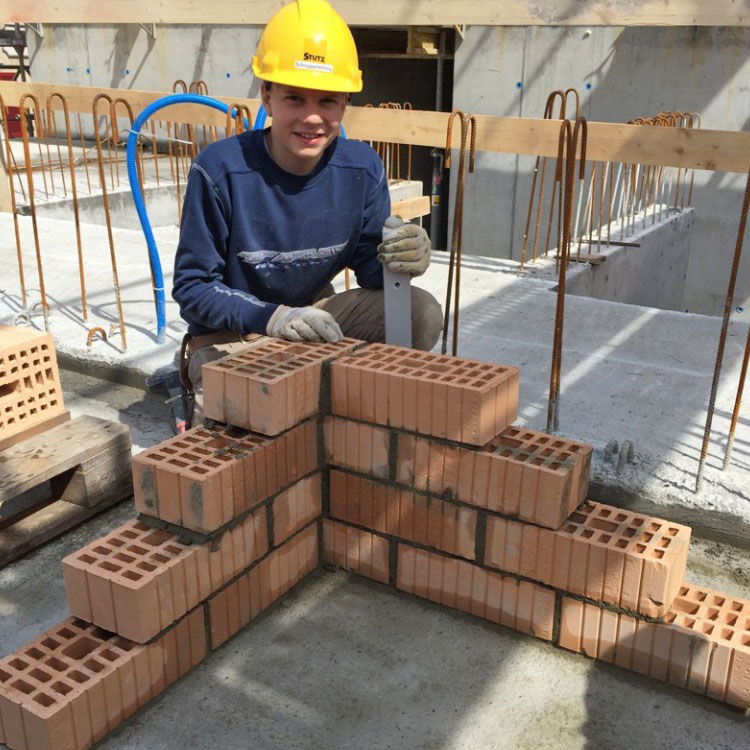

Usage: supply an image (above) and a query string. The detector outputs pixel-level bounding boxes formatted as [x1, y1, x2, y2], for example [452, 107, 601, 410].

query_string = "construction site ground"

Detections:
[0, 368, 748, 749]
[1, 201, 749, 747]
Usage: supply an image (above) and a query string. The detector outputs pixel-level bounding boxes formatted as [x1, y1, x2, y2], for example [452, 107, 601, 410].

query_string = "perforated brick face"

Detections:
[559, 583, 750, 709]
[485, 501, 691, 617]
[202, 337, 361, 435]
[0, 328, 65, 441]
[132, 420, 317, 533]
[330, 343, 519, 446]
[0, 612, 206, 750]
[63, 512, 268, 643]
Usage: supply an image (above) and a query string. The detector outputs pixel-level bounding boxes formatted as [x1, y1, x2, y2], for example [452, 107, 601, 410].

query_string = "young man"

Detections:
[173, 0, 442, 423]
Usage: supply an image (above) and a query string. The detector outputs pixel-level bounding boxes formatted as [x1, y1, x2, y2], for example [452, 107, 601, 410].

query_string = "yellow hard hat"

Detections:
[252, 0, 363, 93]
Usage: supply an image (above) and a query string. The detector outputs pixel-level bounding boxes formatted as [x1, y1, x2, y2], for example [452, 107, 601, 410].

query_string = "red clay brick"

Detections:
[328, 471, 477, 560]
[208, 524, 318, 649]
[396, 545, 556, 640]
[396, 426, 592, 529]
[321, 519, 390, 584]
[63, 512, 267, 643]
[331, 344, 519, 446]
[133, 420, 316, 533]
[0, 610, 205, 750]
[323, 416, 391, 479]
[271, 474, 322, 545]
[485, 502, 691, 617]
[201, 337, 360, 435]
[0, 326, 66, 446]
[558, 583, 750, 709]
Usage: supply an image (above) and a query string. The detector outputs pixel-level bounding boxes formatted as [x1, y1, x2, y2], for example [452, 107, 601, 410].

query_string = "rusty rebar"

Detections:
[93, 93, 128, 352]
[19, 93, 50, 330]
[548, 116, 587, 432]
[441, 110, 476, 356]
[521, 90, 563, 267]
[1, 94, 27, 306]
[722, 322, 750, 470]
[695, 164, 750, 491]
[75, 112, 93, 194]
[47, 93, 87, 321]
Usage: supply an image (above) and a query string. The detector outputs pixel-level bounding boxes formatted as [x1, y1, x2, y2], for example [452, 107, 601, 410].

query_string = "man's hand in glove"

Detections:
[266, 305, 343, 343]
[378, 215, 431, 276]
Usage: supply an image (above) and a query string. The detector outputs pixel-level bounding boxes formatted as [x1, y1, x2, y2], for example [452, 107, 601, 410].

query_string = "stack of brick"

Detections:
[0, 337, 359, 750]
[321, 343, 748, 710]
[0, 336, 747, 750]
[0, 325, 67, 448]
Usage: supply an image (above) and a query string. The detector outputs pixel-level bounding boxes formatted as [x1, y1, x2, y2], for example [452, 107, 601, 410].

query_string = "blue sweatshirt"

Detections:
[172, 128, 390, 336]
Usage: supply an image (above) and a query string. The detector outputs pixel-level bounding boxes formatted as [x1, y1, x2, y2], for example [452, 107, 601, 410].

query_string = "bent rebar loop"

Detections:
[47, 92, 87, 321]
[520, 90, 564, 268]
[19, 93, 50, 330]
[92, 93, 128, 352]
[225, 103, 253, 137]
[441, 110, 477, 357]
[547, 117, 587, 433]
[543, 91, 570, 259]
[1, 93, 27, 306]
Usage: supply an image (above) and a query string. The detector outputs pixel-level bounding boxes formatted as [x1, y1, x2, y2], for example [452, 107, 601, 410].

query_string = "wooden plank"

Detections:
[554, 253, 607, 264]
[0, 81, 262, 127]
[51, 444, 132, 507]
[0, 409, 71, 452]
[1, 81, 749, 172]
[0, 415, 131, 503]
[0, 487, 130, 568]
[392, 195, 430, 221]
[4, 1, 748, 26]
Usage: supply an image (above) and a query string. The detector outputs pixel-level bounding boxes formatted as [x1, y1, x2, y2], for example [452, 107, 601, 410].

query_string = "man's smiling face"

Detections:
[262, 83, 348, 175]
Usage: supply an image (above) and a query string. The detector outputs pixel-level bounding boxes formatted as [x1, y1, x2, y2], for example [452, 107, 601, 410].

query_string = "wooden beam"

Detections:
[2, 82, 749, 172]
[5, 0, 749, 26]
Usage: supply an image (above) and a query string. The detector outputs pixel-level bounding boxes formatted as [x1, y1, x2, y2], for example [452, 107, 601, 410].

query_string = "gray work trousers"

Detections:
[187, 285, 443, 425]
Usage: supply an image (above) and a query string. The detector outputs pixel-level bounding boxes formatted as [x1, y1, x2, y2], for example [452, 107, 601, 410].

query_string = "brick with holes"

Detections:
[484, 501, 691, 617]
[323, 416, 392, 480]
[558, 582, 750, 709]
[321, 519, 390, 584]
[132, 420, 317, 533]
[395, 425, 592, 529]
[328, 471, 477, 561]
[62, 512, 268, 643]
[397, 544, 556, 640]
[0, 611, 206, 750]
[0, 326, 66, 447]
[330, 344, 519, 446]
[208, 524, 318, 649]
[201, 336, 361, 435]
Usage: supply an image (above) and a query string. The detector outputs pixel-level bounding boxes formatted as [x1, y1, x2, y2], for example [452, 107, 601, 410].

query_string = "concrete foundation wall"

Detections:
[451, 26, 750, 317]
[28, 24, 264, 99]
[564, 209, 694, 311]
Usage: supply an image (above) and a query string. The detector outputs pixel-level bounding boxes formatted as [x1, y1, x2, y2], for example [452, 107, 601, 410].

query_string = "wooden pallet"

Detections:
[0, 415, 132, 567]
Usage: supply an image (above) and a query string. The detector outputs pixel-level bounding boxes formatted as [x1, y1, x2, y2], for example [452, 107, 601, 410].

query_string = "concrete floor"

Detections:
[0, 369, 748, 750]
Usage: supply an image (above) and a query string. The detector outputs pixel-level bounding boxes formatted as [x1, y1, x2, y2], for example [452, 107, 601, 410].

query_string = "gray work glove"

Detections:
[266, 305, 343, 343]
[378, 215, 431, 277]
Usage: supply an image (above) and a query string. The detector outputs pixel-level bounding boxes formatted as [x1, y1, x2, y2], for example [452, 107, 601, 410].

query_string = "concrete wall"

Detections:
[564, 209, 694, 311]
[451, 26, 750, 317]
[28, 24, 264, 98]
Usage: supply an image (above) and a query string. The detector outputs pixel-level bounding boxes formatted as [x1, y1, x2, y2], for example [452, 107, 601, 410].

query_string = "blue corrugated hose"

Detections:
[128, 93, 347, 343]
